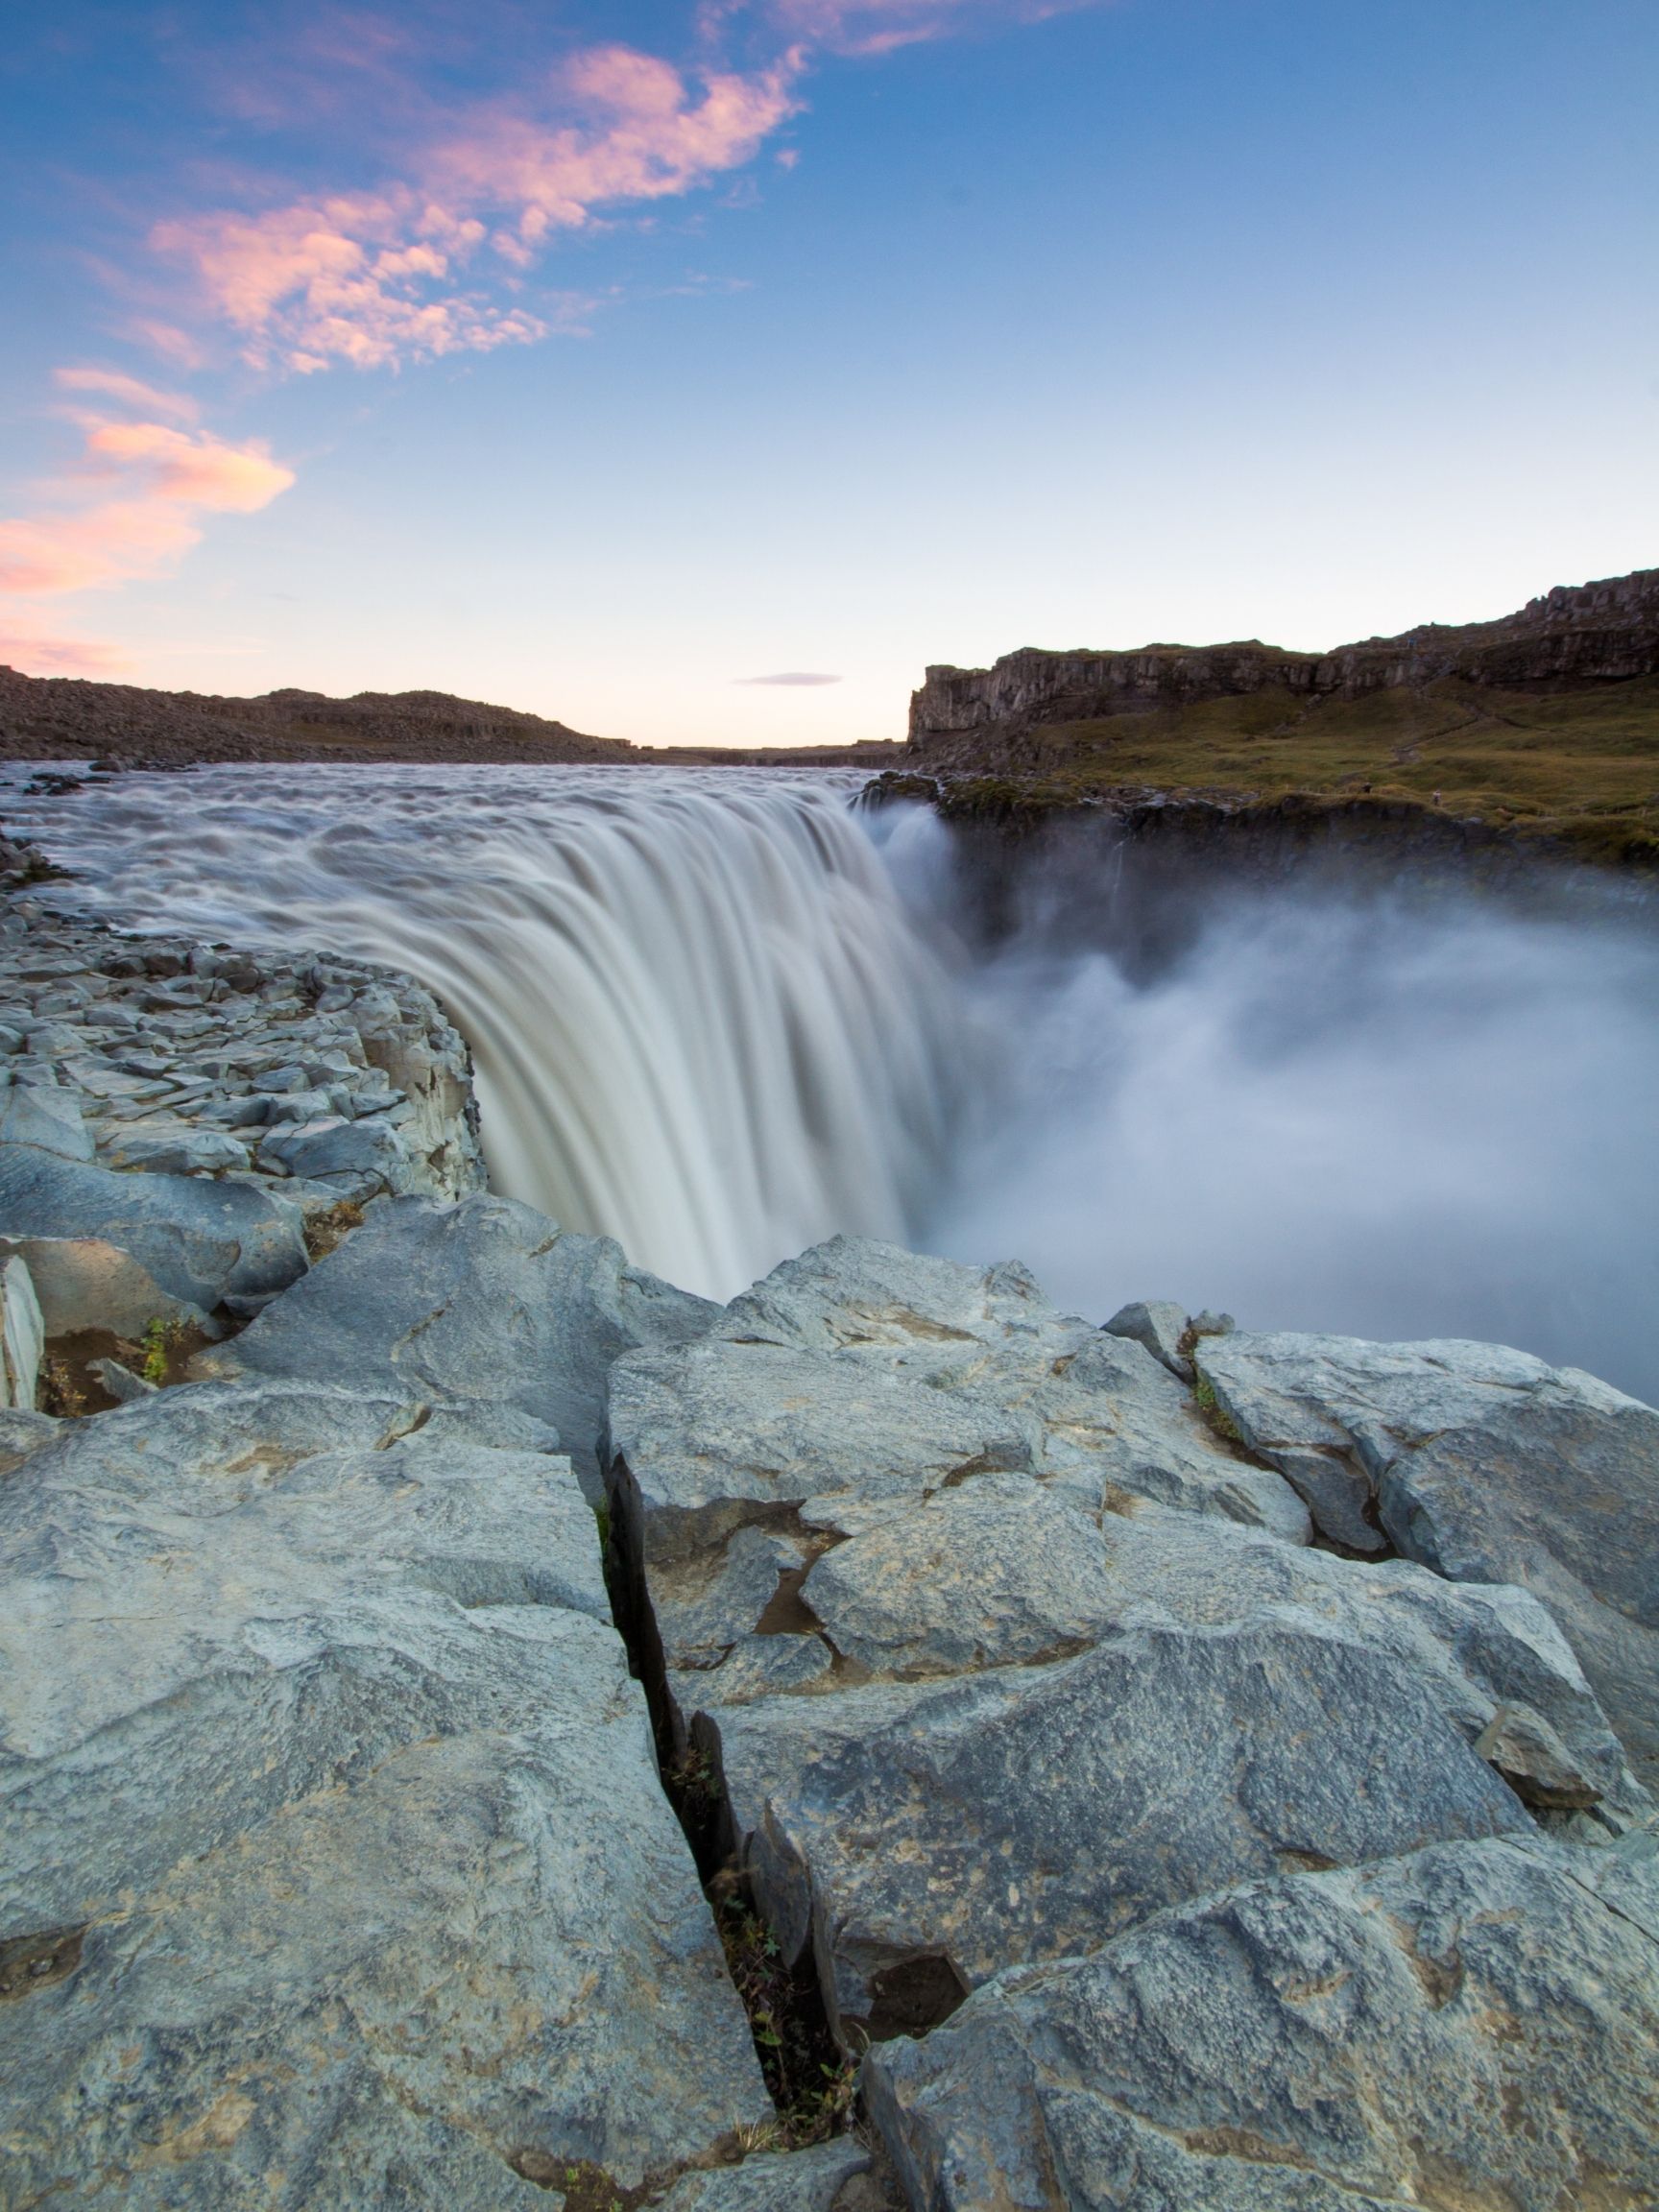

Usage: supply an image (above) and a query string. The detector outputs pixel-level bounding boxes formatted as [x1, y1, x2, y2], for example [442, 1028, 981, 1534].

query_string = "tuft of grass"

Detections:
[715, 1893, 856, 2145]
[139, 1316, 196, 1388]
[1192, 1371, 1243, 1445]
[303, 1197, 365, 1262]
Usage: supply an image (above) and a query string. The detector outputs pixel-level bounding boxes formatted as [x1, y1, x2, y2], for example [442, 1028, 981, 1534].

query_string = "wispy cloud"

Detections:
[0, 621, 131, 678]
[736, 670, 842, 684]
[718, 0, 1096, 59]
[55, 369, 201, 423]
[156, 42, 804, 373]
[0, 412, 295, 595]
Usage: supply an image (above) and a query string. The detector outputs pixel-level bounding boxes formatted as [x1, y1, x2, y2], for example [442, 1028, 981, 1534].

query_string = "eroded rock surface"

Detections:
[1196, 1331, 1659, 1780]
[609, 1238, 1647, 2048]
[864, 1834, 1659, 2212]
[0, 1378, 770, 2204]
[0, 895, 484, 1209]
[204, 1190, 719, 1494]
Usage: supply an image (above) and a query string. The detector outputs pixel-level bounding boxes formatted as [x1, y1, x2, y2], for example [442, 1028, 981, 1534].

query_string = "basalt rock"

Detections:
[202, 1190, 720, 1496]
[909, 566, 1659, 738]
[1194, 1330, 1659, 1783]
[0, 1378, 770, 2203]
[608, 1238, 1647, 2052]
[863, 1834, 1659, 2212]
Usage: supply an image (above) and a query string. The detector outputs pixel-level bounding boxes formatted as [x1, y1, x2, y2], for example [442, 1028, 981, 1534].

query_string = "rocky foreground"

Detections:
[0, 883, 1655, 2209]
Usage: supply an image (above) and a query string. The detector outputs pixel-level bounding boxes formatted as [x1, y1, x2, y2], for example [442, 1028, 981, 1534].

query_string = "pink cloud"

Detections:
[0, 622, 131, 678]
[155, 42, 804, 373]
[755, 0, 1098, 55]
[155, 192, 544, 373]
[54, 369, 201, 423]
[0, 418, 295, 596]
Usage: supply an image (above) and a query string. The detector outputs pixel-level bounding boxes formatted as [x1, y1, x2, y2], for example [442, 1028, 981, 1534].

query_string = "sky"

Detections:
[1, 0, 1656, 748]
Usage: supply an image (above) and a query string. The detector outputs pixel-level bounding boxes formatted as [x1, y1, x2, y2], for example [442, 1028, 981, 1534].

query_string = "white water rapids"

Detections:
[5, 760, 1657, 1402]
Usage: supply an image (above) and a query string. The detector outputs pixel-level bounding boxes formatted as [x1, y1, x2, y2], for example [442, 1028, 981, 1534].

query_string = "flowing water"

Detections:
[6, 761, 1657, 1402]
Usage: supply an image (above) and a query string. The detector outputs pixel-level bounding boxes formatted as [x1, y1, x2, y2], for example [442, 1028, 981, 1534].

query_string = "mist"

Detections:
[873, 805, 1659, 1406]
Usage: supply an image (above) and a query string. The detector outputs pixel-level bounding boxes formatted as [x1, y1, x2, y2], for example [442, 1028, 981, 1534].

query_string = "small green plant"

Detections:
[140, 1316, 189, 1388]
[1193, 1370, 1244, 1444]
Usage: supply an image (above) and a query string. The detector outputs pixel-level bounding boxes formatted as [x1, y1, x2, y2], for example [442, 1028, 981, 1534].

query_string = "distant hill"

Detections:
[0, 671, 636, 767]
[0, 668, 907, 774]
[902, 569, 1659, 864]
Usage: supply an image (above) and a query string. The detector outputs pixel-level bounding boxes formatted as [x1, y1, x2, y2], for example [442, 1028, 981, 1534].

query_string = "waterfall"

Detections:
[9, 765, 962, 1301]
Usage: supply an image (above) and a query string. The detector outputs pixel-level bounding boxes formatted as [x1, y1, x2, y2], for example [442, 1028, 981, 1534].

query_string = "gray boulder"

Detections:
[613, 1238, 1310, 1574]
[0, 1232, 214, 1338]
[205, 1191, 718, 1495]
[0, 1405, 56, 1472]
[103, 1118, 252, 1175]
[0, 1378, 771, 2202]
[256, 1112, 407, 1190]
[710, 1608, 1534, 2040]
[0, 1145, 306, 1310]
[1102, 1297, 1192, 1379]
[1196, 1332, 1659, 1780]
[0, 1083, 92, 1158]
[863, 1834, 1659, 2211]
[613, 1239, 1649, 2043]
[795, 1480, 1646, 1827]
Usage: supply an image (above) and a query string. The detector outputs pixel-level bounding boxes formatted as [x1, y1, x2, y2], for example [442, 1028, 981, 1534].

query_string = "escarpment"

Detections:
[910, 565, 1659, 738]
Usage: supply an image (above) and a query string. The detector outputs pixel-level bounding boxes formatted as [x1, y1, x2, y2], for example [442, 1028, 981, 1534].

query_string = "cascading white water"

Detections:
[3, 764, 962, 1300]
[8, 758, 1658, 1404]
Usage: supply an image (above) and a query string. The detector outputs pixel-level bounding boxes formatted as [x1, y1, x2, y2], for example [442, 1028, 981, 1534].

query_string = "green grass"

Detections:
[919, 677, 1659, 866]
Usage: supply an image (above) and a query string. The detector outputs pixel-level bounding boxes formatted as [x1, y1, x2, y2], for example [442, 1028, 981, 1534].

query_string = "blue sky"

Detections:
[2, 0, 1656, 744]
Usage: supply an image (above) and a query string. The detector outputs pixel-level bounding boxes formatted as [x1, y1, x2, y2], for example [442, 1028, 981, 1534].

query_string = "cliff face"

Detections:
[910, 567, 1659, 738]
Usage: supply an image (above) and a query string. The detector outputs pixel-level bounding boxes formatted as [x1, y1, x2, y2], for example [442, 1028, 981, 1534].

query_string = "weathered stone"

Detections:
[88, 1354, 156, 1403]
[206, 1192, 718, 1496]
[0, 1083, 92, 1158]
[670, 1476, 1646, 2039]
[1196, 1331, 1659, 1780]
[1102, 1297, 1192, 1379]
[0, 1378, 771, 2202]
[102, 1118, 252, 1175]
[709, 1618, 1537, 2040]
[656, 2140, 873, 2210]
[0, 1251, 42, 1409]
[0, 1405, 56, 1472]
[863, 1835, 1659, 2212]
[612, 1238, 1310, 1570]
[256, 1111, 407, 1188]
[0, 1146, 306, 1310]
[0, 1233, 213, 1338]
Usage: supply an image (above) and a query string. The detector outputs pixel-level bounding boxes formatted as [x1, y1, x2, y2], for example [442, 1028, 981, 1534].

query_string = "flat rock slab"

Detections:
[0, 1377, 770, 2202]
[201, 1190, 718, 1495]
[1196, 1331, 1659, 1780]
[0, 1142, 307, 1310]
[864, 1835, 1659, 2211]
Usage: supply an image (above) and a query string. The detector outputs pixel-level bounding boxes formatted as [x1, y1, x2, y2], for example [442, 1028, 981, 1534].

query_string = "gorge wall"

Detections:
[909, 565, 1659, 738]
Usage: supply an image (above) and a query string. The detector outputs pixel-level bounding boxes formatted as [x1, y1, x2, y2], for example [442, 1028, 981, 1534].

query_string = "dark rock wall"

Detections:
[909, 565, 1659, 737]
